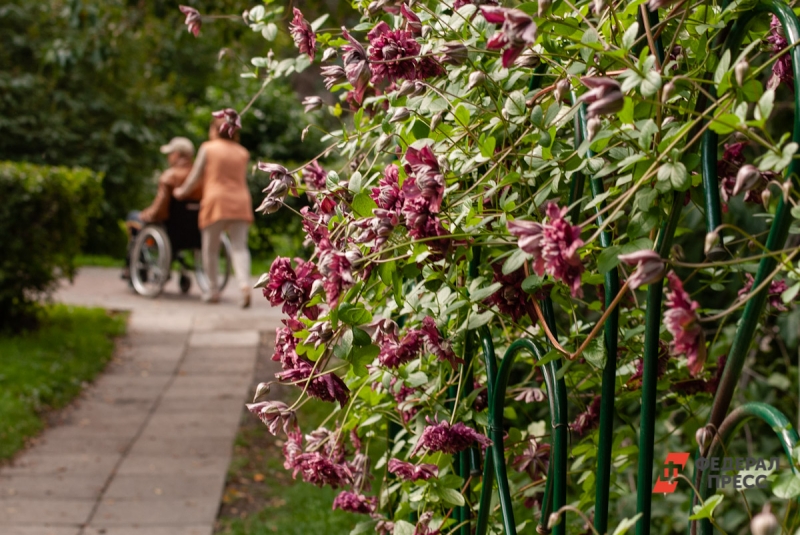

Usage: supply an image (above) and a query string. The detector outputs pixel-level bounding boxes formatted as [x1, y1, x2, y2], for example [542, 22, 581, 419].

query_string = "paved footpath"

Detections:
[0, 267, 283, 535]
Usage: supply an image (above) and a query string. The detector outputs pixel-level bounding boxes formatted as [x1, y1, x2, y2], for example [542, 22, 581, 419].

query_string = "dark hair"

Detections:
[211, 117, 240, 143]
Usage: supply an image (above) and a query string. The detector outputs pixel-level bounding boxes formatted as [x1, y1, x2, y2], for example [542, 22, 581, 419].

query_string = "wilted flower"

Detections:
[766, 15, 794, 90]
[247, 401, 297, 435]
[420, 316, 463, 369]
[211, 108, 242, 138]
[302, 96, 324, 112]
[717, 142, 769, 206]
[662, 81, 676, 102]
[179, 6, 201, 37]
[440, 42, 469, 65]
[481, 6, 538, 68]
[579, 77, 624, 118]
[414, 512, 439, 535]
[507, 202, 586, 298]
[618, 249, 665, 289]
[332, 491, 376, 515]
[342, 28, 372, 104]
[664, 272, 706, 375]
[290, 8, 316, 61]
[367, 21, 421, 84]
[321, 65, 347, 90]
[570, 395, 601, 435]
[387, 459, 439, 481]
[378, 329, 424, 368]
[738, 273, 789, 312]
[410, 417, 492, 456]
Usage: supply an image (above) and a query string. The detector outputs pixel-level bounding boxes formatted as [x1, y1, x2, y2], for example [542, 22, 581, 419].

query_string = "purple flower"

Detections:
[570, 395, 601, 435]
[247, 401, 297, 435]
[420, 317, 463, 369]
[665, 272, 706, 376]
[514, 387, 546, 403]
[738, 273, 789, 312]
[481, 6, 537, 68]
[277, 359, 350, 407]
[371, 164, 404, 211]
[579, 77, 624, 118]
[321, 65, 347, 90]
[400, 4, 422, 36]
[179, 6, 201, 37]
[766, 16, 794, 90]
[290, 8, 316, 61]
[211, 108, 242, 138]
[410, 417, 492, 456]
[618, 249, 665, 290]
[367, 21, 421, 84]
[342, 28, 372, 104]
[414, 512, 439, 535]
[717, 142, 767, 207]
[272, 326, 300, 369]
[303, 160, 328, 196]
[486, 262, 531, 322]
[283, 431, 304, 471]
[317, 241, 355, 304]
[388, 459, 439, 481]
[262, 257, 321, 319]
[291, 451, 353, 488]
[508, 202, 586, 298]
[332, 491, 376, 514]
[378, 329, 423, 368]
[512, 438, 550, 480]
[390, 379, 420, 423]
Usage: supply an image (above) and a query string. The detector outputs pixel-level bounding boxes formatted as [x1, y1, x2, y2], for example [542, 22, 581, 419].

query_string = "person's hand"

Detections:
[173, 186, 186, 200]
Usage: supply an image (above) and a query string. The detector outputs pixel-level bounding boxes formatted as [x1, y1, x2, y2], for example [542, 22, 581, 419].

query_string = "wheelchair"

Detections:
[129, 198, 231, 298]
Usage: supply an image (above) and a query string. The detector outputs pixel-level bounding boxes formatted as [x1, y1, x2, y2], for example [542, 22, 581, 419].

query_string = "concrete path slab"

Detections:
[0, 267, 280, 534]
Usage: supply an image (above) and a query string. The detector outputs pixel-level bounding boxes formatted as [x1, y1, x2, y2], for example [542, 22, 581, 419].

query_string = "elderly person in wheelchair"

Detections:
[124, 137, 232, 297]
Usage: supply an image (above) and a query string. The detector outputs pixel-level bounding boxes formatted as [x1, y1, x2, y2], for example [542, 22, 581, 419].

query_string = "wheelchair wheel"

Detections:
[130, 226, 171, 298]
[195, 234, 233, 295]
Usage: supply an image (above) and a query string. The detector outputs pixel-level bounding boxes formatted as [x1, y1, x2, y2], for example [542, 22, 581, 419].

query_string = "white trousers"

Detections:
[201, 219, 251, 295]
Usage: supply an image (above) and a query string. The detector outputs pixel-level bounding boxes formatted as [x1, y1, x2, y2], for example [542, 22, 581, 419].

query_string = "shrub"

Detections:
[0, 162, 103, 330]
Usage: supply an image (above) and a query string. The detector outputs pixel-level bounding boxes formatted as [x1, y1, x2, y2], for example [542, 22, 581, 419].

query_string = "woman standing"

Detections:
[175, 117, 253, 307]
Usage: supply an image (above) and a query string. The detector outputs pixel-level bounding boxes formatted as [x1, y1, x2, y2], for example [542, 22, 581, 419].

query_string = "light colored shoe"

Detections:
[202, 292, 220, 304]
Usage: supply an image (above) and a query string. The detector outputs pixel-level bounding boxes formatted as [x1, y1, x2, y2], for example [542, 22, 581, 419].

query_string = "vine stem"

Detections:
[530, 278, 631, 361]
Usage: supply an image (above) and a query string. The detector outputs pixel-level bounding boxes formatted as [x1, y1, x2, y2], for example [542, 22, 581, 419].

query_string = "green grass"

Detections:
[0, 304, 127, 461]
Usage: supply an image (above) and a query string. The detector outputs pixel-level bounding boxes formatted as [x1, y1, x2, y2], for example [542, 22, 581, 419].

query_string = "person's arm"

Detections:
[140, 171, 173, 223]
[174, 146, 206, 199]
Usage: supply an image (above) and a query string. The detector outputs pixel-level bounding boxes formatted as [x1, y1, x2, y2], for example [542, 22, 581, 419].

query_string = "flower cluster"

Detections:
[290, 8, 316, 61]
[664, 272, 706, 376]
[410, 417, 492, 456]
[387, 459, 439, 481]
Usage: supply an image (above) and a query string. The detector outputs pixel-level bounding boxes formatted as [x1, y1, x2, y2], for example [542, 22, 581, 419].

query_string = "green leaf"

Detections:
[503, 248, 530, 274]
[470, 282, 503, 302]
[688, 494, 723, 520]
[708, 113, 741, 135]
[714, 50, 731, 86]
[480, 136, 497, 159]
[348, 344, 379, 376]
[611, 514, 642, 535]
[437, 487, 466, 507]
[774, 471, 800, 499]
[622, 23, 639, 50]
[352, 192, 378, 217]
[310, 14, 329, 31]
[352, 327, 371, 347]
[640, 69, 662, 98]
[583, 338, 607, 370]
[351, 521, 378, 535]
[597, 246, 622, 274]
[522, 274, 545, 293]
[454, 104, 470, 126]
[755, 89, 775, 123]
[339, 305, 373, 326]
[656, 162, 688, 191]
[261, 22, 278, 41]
[394, 520, 415, 535]
[334, 328, 354, 360]
[467, 310, 494, 329]
[378, 261, 395, 286]
[504, 90, 527, 117]
[782, 282, 800, 304]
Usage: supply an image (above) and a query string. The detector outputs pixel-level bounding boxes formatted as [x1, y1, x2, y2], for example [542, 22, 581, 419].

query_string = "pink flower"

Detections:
[179, 6, 201, 37]
[388, 459, 439, 481]
[766, 16, 794, 90]
[371, 164, 404, 211]
[378, 329, 424, 368]
[342, 28, 372, 104]
[717, 142, 766, 207]
[211, 108, 241, 138]
[291, 451, 353, 488]
[410, 417, 492, 456]
[277, 359, 350, 407]
[272, 326, 301, 369]
[664, 272, 706, 376]
[283, 431, 304, 471]
[367, 21, 421, 84]
[414, 512, 439, 535]
[481, 6, 537, 68]
[390, 378, 419, 423]
[508, 202, 586, 298]
[579, 77, 624, 118]
[514, 387, 546, 403]
[317, 241, 355, 304]
[420, 316, 463, 369]
[321, 65, 347, 90]
[618, 249, 665, 289]
[247, 401, 297, 435]
[290, 8, 316, 61]
[486, 262, 531, 322]
[400, 4, 422, 36]
[332, 491, 376, 514]
[262, 257, 321, 319]
[303, 160, 327, 195]
[738, 273, 789, 312]
[570, 395, 601, 435]
[512, 438, 550, 480]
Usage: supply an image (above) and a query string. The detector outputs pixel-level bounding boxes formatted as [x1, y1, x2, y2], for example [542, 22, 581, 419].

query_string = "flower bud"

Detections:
[762, 188, 772, 209]
[440, 42, 469, 65]
[468, 71, 486, 90]
[781, 179, 792, 202]
[554, 79, 570, 103]
[586, 116, 601, 142]
[397, 79, 417, 97]
[253, 382, 271, 402]
[430, 110, 445, 131]
[751, 504, 779, 535]
[538, 0, 551, 17]
[421, 25, 432, 39]
[310, 279, 326, 298]
[302, 96, 324, 112]
[732, 164, 762, 196]
[662, 81, 675, 103]
[695, 425, 713, 456]
[593, 0, 606, 14]
[548, 512, 562, 529]
[704, 229, 720, 256]
[376, 133, 393, 152]
[735, 60, 749, 87]
[321, 47, 338, 62]
[410, 81, 427, 97]
[514, 49, 541, 68]
[389, 107, 411, 123]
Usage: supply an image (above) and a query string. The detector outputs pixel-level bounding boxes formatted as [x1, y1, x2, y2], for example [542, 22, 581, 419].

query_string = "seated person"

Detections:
[123, 137, 202, 279]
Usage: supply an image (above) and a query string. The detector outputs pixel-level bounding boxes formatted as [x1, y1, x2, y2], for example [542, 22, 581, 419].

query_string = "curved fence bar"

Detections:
[475, 326, 498, 535]
[696, 403, 800, 535]
[635, 191, 683, 535]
